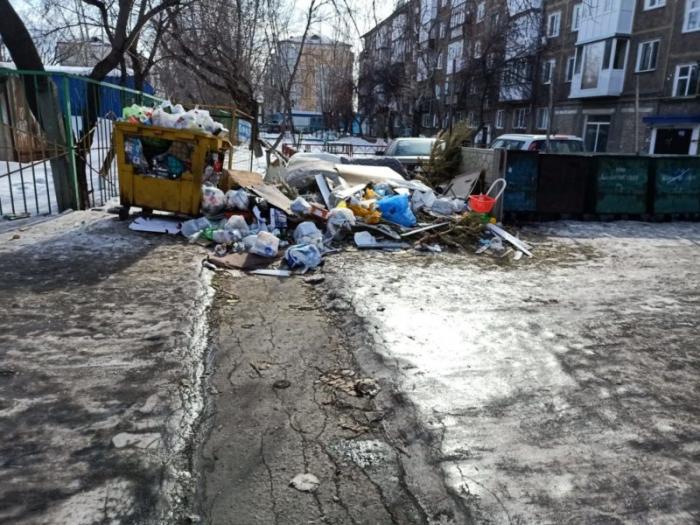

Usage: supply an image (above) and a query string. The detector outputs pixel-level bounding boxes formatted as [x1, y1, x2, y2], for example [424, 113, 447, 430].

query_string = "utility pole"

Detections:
[546, 64, 554, 153]
[634, 74, 640, 155]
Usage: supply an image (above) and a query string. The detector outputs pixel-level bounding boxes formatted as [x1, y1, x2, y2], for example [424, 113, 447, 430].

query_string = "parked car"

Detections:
[381, 137, 437, 172]
[490, 134, 585, 153]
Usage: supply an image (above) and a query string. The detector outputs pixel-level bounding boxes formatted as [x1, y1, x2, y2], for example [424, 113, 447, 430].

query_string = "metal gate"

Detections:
[0, 68, 163, 218]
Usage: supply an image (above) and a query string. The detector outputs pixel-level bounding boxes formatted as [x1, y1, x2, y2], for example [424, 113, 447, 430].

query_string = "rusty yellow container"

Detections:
[113, 122, 230, 218]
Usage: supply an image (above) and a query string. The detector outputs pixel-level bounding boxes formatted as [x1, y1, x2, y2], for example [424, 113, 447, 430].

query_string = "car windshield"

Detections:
[532, 140, 584, 153]
[393, 140, 434, 156]
[491, 139, 525, 150]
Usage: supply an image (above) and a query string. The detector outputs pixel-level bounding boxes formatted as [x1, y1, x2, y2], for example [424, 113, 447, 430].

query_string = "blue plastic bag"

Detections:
[377, 194, 416, 227]
[284, 244, 322, 273]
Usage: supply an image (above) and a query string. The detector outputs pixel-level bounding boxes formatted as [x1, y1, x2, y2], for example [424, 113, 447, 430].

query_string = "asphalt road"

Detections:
[2, 213, 698, 524]
[322, 221, 700, 524]
[0, 211, 210, 524]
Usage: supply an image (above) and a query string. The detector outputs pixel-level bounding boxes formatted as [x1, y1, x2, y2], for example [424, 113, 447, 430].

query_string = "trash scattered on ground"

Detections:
[128, 216, 181, 234]
[354, 378, 381, 398]
[123, 142, 531, 279]
[303, 275, 325, 285]
[319, 369, 381, 399]
[331, 439, 395, 469]
[249, 269, 292, 277]
[289, 473, 320, 492]
[273, 379, 291, 389]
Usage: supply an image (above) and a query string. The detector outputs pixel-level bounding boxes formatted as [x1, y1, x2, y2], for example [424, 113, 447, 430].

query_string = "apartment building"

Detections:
[359, 0, 700, 154]
[266, 35, 354, 127]
[358, 2, 417, 136]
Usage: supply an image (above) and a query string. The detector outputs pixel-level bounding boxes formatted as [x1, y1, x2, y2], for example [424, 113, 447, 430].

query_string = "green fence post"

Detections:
[61, 75, 81, 209]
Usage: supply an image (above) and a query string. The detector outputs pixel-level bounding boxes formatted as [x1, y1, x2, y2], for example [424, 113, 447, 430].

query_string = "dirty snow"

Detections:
[326, 221, 700, 523]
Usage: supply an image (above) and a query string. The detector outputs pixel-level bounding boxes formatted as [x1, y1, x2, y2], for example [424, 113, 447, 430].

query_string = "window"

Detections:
[613, 39, 628, 69]
[496, 109, 505, 129]
[673, 64, 699, 96]
[547, 11, 561, 37]
[584, 115, 611, 152]
[476, 1, 485, 22]
[437, 52, 444, 69]
[644, 0, 666, 10]
[469, 81, 477, 94]
[535, 108, 549, 130]
[542, 59, 555, 84]
[447, 40, 464, 73]
[684, 0, 700, 32]
[474, 40, 482, 59]
[440, 23, 447, 38]
[564, 56, 575, 82]
[467, 111, 476, 126]
[582, 41, 605, 88]
[571, 3, 582, 31]
[422, 113, 432, 128]
[636, 40, 659, 72]
[491, 12, 500, 28]
[451, 2, 466, 28]
[513, 107, 530, 129]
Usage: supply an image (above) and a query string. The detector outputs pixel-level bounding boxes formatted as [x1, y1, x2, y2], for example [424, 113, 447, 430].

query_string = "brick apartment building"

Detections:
[359, 0, 700, 154]
[265, 35, 354, 130]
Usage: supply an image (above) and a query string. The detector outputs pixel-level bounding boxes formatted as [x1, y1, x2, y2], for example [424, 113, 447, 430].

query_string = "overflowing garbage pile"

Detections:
[122, 102, 228, 136]
[166, 153, 533, 276]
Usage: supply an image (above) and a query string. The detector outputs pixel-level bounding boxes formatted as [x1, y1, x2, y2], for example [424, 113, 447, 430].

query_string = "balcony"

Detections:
[569, 37, 629, 98]
[576, 0, 635, 45]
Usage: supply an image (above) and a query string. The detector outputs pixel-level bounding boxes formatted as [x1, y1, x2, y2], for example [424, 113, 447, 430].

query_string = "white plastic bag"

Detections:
[250, 231, 280, 257]
[411, 190, 436, 212]
[290, 196, 312, 215]
[181, 217, 211, 238]
[225, 215, 250, 236]
[293, 221, 324, 249]
[285, 244, 322, 273]
[225, 189, 250, 211]
[431, 197, 469, 215]
[201, 186, 226, 216]
[326, 207, 355, 239]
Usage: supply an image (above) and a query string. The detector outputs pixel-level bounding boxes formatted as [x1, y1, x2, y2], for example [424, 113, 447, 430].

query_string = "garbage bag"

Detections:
[181, 217, 211, 238]
[211, 229, 241, 243]
[225, 215, 250, 236]
[377, 194, 416, 227]
[285, 244, 322, 273]
[326, 207, 356, 239]
[201, 186, 226, 216]
[225, 189, 250, 211]
[411, 190, 436, 212]
[290, 196, 312, 215]
[431, 197, 468, 215]
[242, 234, 258, 251]
[293, 221, 323, 249]
[249, 231, 280, 257]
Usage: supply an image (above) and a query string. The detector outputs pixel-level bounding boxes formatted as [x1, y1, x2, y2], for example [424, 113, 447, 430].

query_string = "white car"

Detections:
[381, 137, 437, 172]
[490, 134, 585, 153]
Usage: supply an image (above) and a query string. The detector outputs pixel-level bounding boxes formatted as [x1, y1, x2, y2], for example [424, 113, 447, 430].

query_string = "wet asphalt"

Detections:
[1, 213, 698, 524]
[322, 221, 700, 523]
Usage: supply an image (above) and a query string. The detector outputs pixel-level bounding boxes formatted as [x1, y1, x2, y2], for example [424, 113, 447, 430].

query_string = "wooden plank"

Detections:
[220, 168, 264, 192]
[249, 184, 293, 214]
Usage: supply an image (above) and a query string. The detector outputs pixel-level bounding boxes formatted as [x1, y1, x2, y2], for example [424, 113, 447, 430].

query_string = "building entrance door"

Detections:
[653, 128, 692, 154]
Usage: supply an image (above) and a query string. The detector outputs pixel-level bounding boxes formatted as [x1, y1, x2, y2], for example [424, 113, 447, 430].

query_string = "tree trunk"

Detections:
[0, 0, 78, 211]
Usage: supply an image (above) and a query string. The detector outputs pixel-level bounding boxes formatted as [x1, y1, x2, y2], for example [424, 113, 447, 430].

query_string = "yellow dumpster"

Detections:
[113, 122, 230, 219]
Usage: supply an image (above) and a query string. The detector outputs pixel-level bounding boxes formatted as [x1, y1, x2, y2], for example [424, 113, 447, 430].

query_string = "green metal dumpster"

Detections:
[653, 157, 700, 214]
[595, 156, 650, 215]
[503, 151, 538, 212]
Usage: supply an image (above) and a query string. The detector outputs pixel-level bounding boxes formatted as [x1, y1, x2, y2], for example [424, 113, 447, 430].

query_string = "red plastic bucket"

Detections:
[469, 194, 496, 213]
[468, 178, 507, 214]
